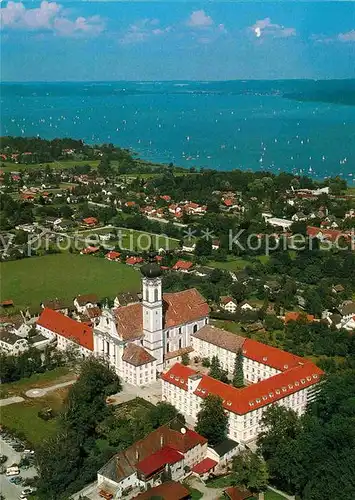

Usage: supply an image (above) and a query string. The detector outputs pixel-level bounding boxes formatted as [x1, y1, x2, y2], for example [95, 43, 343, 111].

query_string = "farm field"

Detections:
[207, 257, 250, 271]
[0, 253, 141, 310]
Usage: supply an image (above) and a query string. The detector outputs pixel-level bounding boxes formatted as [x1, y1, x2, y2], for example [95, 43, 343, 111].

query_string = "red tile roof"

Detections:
[191, 457, 217, 475]
[162, 362, 324, 415]
[163, 288, 209, 327]
[82, 217, 98, 225]
[1, 300, 14, 307]
[125, 201, 136, 207]
[114, 289, 208, 340]
[160, 195, 171, 202]
[285, 312, 315, 323]
[221, 296, 236, 305]
[136, 446, 183, 476]
[106, 251, 121, 260]
[86, 306, 101, 319]
[133, 481, 190, 500]
[172, 260, 193, 271]
[224, 199, 233, 206]
[76, 294, 98, 306]
[242, 338, 304, 371]
[37, 308, 93, 350]
[126, 256, 143, 265]
[81, 246, 99, 254]
[224, 486, 254, 500]
[122, 343, 155, 366]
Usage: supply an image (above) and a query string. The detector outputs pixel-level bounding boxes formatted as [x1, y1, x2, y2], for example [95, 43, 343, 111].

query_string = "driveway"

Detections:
[0, 437, 37, 500]
[186, 475, 225, 500]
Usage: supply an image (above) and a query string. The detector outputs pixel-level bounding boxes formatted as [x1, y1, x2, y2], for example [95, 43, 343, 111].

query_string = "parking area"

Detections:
[0, 434, 37, 500]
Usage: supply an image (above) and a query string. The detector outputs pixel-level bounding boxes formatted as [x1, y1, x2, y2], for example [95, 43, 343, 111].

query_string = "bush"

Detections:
[202, 357, 211, 368]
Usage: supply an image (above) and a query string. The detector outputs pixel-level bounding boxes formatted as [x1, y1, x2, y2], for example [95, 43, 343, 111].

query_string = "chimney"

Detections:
[160, 434, 164, 449]
[135, 448, 139, 461]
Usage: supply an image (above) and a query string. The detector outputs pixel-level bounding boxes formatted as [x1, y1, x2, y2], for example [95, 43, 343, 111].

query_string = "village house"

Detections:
[220, 296, 238, 314]
[97, 421, 207, 499]
[40, 298, 69, 316]
[0, 328, 29, 355]
[114, 291, 141, 308]
[172, 260, 194, 273]
[74, 294, 99, 314]
[106, 251, 121, 262]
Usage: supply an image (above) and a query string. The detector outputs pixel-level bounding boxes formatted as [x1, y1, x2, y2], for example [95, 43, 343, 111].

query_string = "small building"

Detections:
[82, 217, 98, 226]
[133, 481, 190, 500]
[220, 297, 238, 314]
[41, 298, 69, 316]
[0, 328, 28, 355]
[224, 486, 254, 500]
[105, 251, 121, 262]
[121, 343, 157, 386]
[191, 457, 218, 480]
[0, 300, 14, 309]
[80, 246, 100, 255]
[114, 291, 141, 308]
[126, 256, 144, 266]
[284, 312, 315, 323]
[207, 438, 241, 467]
[74, 294, 99, 314]
[172, 260, 193, 273]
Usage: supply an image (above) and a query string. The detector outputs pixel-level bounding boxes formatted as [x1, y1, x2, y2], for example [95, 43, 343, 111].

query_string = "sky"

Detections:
[1, 1, 354, 81]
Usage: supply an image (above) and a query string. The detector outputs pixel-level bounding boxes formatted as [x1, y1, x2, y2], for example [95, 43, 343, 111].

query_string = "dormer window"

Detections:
[295, 381, 300, 386]
[284, 364, 289, 369]
[256, 398, 261, 403]
[263, 356, 268, 362]
[269, 393, 274, 398]
[282, 387, 287, 392]
[262, 395, 267, 401]
[288, 384, 293, 389]
[306, 376, 311, 381]
[313, 374, 318, 379]
[275, 389, 280, 395]
[301, 379, 306, 384]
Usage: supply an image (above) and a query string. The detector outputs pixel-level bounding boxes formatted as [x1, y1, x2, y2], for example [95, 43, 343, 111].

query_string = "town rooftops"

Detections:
[242, 337, 304, 371]
[165, 345, 194, 361]
[82, 217, 98, 225]
[37, 308, 94, 351]
[162, 361, 324, 415]
[339, 301, 355, 316]
[192, 325, 245, 354]
[75, 294, 98, 306]
[115, 291, 141, 306]
[133, 481, 190, 500]
[0, 328, 23, 345]
[122, 343, 155, 367]
[106, 251, 121, 261]
[114, 288, 209, 341]
[126, 256, 143, 265]
[221, 296, 237, 305]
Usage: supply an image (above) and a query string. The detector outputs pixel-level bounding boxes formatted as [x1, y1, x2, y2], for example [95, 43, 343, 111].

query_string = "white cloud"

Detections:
[186, 10, 213, 28]
[0, 1, 104, 36]
[338, 30, 355, 42]
[250, 18, 296, 39]
[120, 18, 171, 44]
[311, 30, 355, 44]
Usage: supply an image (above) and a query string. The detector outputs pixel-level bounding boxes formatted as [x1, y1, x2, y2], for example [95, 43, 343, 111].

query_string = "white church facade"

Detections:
[37, 255, 209, 386]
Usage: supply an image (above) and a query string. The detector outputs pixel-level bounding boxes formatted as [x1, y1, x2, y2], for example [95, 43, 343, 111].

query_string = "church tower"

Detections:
[141, 254, 164, 370]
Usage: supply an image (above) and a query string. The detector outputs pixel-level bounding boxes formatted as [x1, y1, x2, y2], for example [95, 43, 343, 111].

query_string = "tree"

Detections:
[181, 353, 190, 366]
[195, 394, 228, 445]
[232, 349, 244, 388]
[148, 402, 184, 429]
[209, 355, 222, 379]
[232, 450, 269, 492]
[194, 237, 212, 257]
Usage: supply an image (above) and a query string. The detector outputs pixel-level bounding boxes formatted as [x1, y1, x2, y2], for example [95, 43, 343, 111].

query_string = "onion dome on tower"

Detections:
[140, 252, 162, 279]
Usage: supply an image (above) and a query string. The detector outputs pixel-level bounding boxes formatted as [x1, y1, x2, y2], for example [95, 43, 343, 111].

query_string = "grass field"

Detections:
[211, 319, 243, 335]
[0, 367, 73, 399]
[74, 226, 179, 252]
[0, 160, 100, 171]
[207, 257, 250, 272]
[0, 253, 141, 309]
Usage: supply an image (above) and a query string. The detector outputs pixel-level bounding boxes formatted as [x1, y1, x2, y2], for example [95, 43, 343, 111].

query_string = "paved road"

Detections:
[0, 396, 25, 407]
[0, 437, 37, 500]
[25, 380, 76, 398]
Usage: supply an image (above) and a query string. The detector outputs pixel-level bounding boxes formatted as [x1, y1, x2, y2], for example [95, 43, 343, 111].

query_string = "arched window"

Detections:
[166, 342, 169, 353]
[145, 288, 149, 302]
[193, 324, 198, 333]
[179, 338, 182, 349]
[154, 288, 159, 302]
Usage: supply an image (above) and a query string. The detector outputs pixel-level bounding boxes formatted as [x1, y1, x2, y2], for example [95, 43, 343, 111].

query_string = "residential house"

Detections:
[81, 246, 100, 255]
[106, 251, 121, 262]
[126, 256, 144, 266]
[97, 421, 207, 498]
[74, 294, 99, 314]
[220, 297, 238, 314]
[40, 298, 69, 316]
[172, 260, 193, 273]
[207, 438, 242, 468]
[82, 217, 98, 226]
[0, 328, 28, 355]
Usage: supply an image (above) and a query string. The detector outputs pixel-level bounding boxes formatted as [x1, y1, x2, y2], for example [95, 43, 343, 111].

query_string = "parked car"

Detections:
[0, 455, 7, 464]
[9, 475, 22, 485]
[6, 465, 19, 476]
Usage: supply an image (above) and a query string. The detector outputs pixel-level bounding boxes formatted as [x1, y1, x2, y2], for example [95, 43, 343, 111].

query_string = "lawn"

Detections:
[206, 475, 234, 488]
[265, 489, 289, 500]
[74, 226, 179, 252]
[211, 319, 243, 335]
[0, 385, 69, 446]
[207, 257, 250, 272]
[0, 366, 73, 399]
[0, 160, 100, 171]
[188, 488, 203, 499]
[0, 253, 141, 310]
